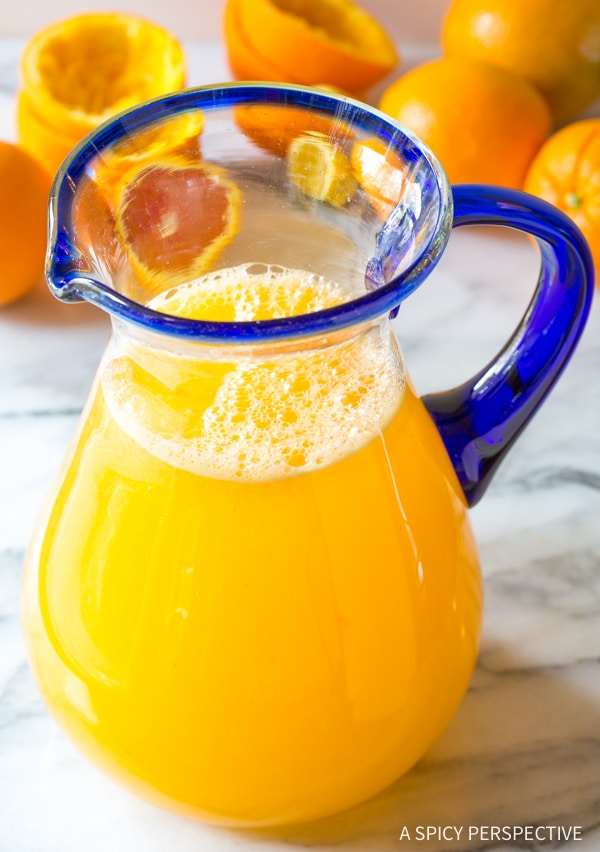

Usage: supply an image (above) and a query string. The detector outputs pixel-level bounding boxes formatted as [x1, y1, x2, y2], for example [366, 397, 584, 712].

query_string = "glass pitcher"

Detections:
[23, 84, 593, 827]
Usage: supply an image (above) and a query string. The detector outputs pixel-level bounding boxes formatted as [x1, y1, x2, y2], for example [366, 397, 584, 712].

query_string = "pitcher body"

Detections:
[24, 305, 482, 824]
[23, 84, 592, 826]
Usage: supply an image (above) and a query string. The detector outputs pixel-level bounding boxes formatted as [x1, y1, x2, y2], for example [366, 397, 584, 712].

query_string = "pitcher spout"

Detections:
[46, 83, 452, 343]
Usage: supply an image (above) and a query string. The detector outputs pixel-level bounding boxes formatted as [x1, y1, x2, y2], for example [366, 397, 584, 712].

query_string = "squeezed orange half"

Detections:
[17, 13, 186, 177]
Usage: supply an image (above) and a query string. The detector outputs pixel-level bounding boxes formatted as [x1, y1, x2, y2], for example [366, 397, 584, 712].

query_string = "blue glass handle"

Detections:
[422, 184, 594, 507]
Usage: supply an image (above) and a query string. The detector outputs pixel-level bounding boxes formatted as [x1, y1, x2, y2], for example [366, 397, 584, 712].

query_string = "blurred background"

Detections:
[2, 0, 446, 43]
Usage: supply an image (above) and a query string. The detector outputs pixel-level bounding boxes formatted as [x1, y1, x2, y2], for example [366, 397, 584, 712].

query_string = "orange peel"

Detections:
[0, 141, 50, 306]
[17, 12, 186, 177]
[233, 0, 398, 93]
[223, 0, 296, 82]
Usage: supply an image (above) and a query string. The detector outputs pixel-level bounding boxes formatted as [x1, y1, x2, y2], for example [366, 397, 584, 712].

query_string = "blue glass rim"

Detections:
[48, 82, 453, 343]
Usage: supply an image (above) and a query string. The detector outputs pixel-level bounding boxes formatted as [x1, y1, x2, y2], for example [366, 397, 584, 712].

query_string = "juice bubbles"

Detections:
[22, 263, 482, 825]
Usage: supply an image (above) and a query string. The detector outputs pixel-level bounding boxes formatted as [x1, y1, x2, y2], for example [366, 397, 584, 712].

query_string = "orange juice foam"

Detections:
[102, 262, 405, 481]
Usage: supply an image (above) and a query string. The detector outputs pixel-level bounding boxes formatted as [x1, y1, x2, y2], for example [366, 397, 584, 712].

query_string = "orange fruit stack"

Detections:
[223, 0, 398, 94]
[0, 141, 50, 307]
[374, 0, 600, 245]
[442, 0, 600, 127]
[16, 13, 186, 179]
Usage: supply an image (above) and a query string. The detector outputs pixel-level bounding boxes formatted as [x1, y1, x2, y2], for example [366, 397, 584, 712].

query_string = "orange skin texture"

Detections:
[223, 0, 296, 81]
[378, 57, 552, 189]
[442, 0, 600, 126]
[525, 118, 600, 280]
[232, 0, 398, 94]
[0, 141, 51, 306]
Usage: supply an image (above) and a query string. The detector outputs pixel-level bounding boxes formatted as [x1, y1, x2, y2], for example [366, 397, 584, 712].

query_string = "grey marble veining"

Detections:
[1, 37, 600, 852]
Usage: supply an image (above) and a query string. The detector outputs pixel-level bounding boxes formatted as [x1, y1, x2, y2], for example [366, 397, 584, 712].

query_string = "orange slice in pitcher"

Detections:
[287, 132, 358, 206]
[114, 158, 242, 289]
[234, 101, 353, 157]
[80, 110, 205, 217]
[109, 111, 204, 166]
[351, 137, 407, 218]
[17, 12, 186, 177]
[72, 176, 121, 266]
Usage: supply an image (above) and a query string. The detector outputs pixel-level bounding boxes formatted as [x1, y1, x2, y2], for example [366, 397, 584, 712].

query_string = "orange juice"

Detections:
[23, 263, 482, 825]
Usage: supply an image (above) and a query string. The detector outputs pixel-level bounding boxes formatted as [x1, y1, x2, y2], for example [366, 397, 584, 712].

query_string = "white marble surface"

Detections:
[1, 37, 600, 852]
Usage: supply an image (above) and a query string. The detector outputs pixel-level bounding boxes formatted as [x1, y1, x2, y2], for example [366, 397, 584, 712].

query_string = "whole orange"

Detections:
[525, 118, 600, 279]
[378, 57, 551, 188]
[0, 141, 50, 307]
[442, 0, 600, 126]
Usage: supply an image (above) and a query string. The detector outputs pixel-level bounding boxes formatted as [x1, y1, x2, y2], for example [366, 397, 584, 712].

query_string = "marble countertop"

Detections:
[1, 37, 600, 852]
